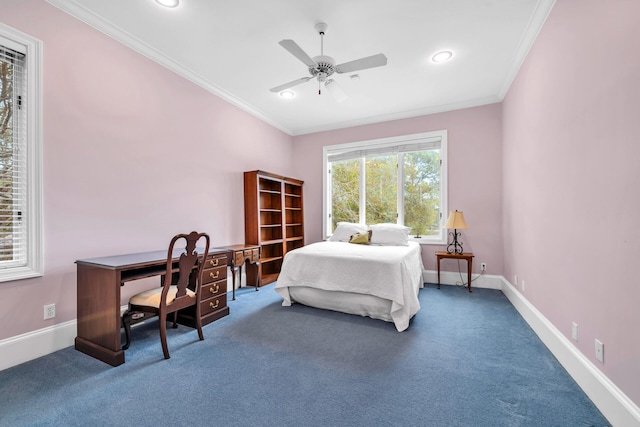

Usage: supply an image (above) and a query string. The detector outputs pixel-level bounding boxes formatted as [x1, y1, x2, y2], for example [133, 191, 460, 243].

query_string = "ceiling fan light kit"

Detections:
[270, 23, 388, 101]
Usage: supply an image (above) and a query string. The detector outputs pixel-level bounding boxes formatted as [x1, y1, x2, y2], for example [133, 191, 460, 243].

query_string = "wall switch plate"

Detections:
[571, 322, 578, 341]
[44, 304, 55, 320]
[595, 339, 604, 363]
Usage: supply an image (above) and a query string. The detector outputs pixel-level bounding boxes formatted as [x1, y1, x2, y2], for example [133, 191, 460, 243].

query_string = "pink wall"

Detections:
[502, 0, 640, 405]
[291, 104, 503, 274]
[0, 0, 293, 339]
[4, 0, 637, 410]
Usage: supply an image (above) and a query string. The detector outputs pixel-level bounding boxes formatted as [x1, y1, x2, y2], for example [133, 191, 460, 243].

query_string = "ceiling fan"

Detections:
[269, 23, 388, 101]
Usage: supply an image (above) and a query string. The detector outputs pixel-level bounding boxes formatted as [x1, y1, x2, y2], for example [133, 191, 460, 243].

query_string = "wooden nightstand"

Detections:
[435, 251, 474, 292]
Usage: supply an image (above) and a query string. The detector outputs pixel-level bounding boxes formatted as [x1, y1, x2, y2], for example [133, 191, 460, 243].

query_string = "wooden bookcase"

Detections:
[244, 170, 304, 285]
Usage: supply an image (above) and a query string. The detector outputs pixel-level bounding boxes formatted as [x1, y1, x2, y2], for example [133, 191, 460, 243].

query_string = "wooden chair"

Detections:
[122, 231, 210, 359]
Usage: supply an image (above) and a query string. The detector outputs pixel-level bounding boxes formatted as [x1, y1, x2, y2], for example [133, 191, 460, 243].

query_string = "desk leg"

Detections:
[254, 261, 259, 292]
[245, 260, 260, 292]
[467, 258, 473, 293]
[75, 265, 125, 366]
[231, 265, 237, 301]
[437, 257, 441, 289]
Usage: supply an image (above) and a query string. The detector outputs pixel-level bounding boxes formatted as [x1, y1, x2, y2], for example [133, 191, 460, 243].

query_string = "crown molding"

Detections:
[497, 0, 557, 99]
[46, 0, 555, 137]
[291, 96, 503, 136]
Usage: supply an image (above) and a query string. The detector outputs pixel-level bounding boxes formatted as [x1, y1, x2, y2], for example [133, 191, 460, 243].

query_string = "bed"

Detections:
[274, 225, 424, 331]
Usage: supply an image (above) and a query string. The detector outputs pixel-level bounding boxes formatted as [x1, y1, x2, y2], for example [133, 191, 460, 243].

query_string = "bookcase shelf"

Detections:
[244, 170, 304, 285]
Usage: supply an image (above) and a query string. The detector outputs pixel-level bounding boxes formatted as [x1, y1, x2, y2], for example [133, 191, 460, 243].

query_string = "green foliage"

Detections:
[331, 159, 360, 229]
[365, 156, 397, 225]
[403, 151, 440, 236]
[330, 150, 441, 236]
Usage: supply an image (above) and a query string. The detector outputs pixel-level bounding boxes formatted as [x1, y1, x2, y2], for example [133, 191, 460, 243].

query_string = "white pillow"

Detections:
[368, 223, 411, 246]
[329, 222, 368, 242]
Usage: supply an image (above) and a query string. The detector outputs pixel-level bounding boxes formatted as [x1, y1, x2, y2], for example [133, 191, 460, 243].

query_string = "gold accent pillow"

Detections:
[349, 230, 372, 244]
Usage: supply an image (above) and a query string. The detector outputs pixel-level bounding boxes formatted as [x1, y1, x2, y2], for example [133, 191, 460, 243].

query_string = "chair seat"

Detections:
[130, 285, 196, 308]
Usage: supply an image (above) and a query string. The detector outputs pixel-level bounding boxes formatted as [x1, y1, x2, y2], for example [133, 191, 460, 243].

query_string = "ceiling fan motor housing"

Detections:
[310, 55, 336, 82]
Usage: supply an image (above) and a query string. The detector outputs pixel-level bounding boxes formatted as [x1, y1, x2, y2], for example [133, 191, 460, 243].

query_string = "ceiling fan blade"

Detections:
[335, 53, 388, 74]
[269, 77, 313, 93]
[279, 39, 317, 68]
[325, 79, 347, 103]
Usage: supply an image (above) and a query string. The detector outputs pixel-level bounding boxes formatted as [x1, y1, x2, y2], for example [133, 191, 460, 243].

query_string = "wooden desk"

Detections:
[75, 247, 229, 366]
[223, 244, 261, 300]
[435, 252, 474, 293]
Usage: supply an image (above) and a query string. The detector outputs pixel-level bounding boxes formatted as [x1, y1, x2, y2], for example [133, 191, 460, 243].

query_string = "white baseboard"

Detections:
[0, 319, 76, 371]
[423, 269, 503, 290]
[2, 276, 639, 426]
[501, 277, 640, 427]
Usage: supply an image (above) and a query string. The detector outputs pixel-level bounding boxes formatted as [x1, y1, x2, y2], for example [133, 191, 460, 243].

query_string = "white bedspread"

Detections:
[274, 241, 424, 331]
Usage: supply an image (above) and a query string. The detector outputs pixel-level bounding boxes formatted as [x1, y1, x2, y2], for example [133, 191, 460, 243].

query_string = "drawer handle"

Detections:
[209, 284, 220, 294]
[209, 271, 219, 280]
[209, 300, 219, 309]
[209, 259, 219, 267]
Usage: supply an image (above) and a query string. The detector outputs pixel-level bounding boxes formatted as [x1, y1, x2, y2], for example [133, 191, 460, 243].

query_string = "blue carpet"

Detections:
[0, 284, 609, 426]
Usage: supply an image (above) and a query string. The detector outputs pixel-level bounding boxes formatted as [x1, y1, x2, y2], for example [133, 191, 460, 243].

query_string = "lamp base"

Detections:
[446, 230, 464, 254]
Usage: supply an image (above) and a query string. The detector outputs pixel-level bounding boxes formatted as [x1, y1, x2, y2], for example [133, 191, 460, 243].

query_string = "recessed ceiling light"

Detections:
[279, 90, 295, 99]
[155, 0, 179, 8]
[432, 50, 453, 63]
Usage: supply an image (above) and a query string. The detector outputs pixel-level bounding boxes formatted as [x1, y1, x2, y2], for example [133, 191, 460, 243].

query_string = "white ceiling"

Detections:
[46, 0, 555, 136]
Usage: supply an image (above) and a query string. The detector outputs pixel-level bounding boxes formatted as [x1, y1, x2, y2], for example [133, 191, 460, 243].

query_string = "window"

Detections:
[0, 24, 43, 282]
[323, 130, 447, 243]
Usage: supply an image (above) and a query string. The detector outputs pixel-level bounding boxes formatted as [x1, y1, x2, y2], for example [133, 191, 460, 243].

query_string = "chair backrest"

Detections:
[161, 231, 210, 312]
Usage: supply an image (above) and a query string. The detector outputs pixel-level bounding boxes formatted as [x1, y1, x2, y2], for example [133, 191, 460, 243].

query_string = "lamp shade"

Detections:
[444, 210, 468, 230]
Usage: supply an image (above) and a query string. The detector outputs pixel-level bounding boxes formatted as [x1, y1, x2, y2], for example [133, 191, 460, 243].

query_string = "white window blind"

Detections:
[0, 43, 27, 268]
[0, 24, 43, 282]
[326, 135, 442, 163]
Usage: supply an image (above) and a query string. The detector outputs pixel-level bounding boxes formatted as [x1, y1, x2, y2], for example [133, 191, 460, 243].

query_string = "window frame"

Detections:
[323, 130, 448, 244]
[0, 23, 44, 282]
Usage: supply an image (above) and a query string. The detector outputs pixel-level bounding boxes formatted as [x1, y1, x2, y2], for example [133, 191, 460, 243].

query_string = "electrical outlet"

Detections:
[514, 274, 518, 286]
[44, 304, 56, 320]
[481, 263, 487, 271]
[595, 339, 604, 363]
[571, 322, 578, 341]
[522, 280, 526, 291]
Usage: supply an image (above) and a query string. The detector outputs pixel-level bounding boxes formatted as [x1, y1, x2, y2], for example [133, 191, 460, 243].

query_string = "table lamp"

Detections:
[444, 210, 468, 254]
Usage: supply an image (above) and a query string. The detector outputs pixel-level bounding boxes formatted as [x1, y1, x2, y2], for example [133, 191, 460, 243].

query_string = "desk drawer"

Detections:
[204, 254, 227, 269]
[233, 251, 245, 266]
[202, 265, 226, 284]
[251, 248, 260, 262]
[201, 295, 227, 316]
[201, 279, 227, 298]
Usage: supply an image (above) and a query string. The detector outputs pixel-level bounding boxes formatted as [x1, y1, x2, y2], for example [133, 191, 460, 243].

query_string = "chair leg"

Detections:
[172, 311, 178, 329]
[196, 315, 204, 341]
[159, 314, 170, 359]
[122, 311, 132, 350]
